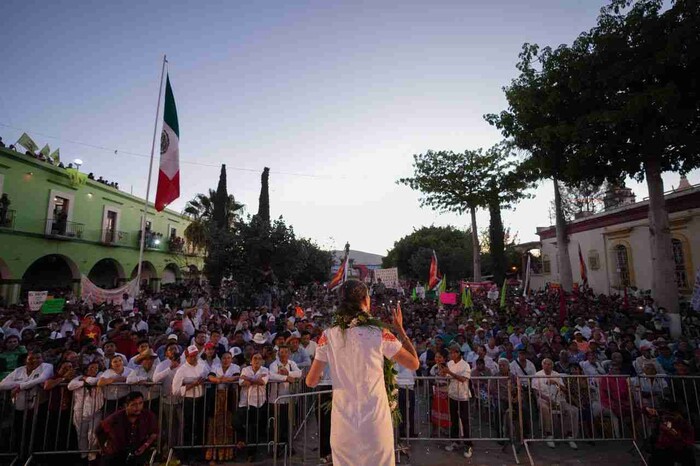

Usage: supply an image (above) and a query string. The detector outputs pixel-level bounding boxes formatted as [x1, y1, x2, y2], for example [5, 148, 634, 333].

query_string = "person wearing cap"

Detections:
[153, 342, 182, 454]
[634, 345, 665, 376]
[252, 332, 267, 346]
[269, 345, 302, 449]
[156, 335, 181, 361]
[201, 342, 222, 373]
[172, 345, 208, 462]
[287, 335, 311, 369]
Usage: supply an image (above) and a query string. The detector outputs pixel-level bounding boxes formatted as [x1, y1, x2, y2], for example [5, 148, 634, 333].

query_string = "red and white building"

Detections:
[526, 178, 699, 296]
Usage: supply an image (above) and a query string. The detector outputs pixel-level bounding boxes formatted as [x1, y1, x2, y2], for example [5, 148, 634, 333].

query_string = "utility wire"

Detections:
[0, 122, 344, 179]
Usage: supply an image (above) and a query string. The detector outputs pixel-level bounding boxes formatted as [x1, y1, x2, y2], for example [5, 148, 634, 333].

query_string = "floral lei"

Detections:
[330, 311, 402, 426]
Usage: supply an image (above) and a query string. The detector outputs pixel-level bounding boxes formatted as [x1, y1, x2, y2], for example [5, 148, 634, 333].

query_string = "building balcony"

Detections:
[168, 236, 185, 253]
[0, 209, 15, 230]
[137, 229, 165, 250]
[101, 228, 130, 246]
[45, 218, 84, 239]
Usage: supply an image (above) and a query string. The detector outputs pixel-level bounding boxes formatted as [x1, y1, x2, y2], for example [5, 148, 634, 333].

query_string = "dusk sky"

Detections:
[4, 1, 697, 255]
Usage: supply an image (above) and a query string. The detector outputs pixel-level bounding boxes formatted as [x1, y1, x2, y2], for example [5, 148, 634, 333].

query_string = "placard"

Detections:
[28, 291, 48, 311]
[439, 292, 457, 305]
[373, 268, 400, 289]
[41, 298, 66, 314]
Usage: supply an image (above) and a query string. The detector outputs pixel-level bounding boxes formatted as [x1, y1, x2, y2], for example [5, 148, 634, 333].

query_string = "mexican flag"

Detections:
[155, 74, 180, 212]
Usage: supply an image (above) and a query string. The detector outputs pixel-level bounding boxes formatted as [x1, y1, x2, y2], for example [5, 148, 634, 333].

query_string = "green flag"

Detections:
[40, 144, 50, 157]
[439, 275, 447, 294]
[17, 132, 38, 153]
[49, 148, 60, 163]
[411, 287, 417, 301]
[499, 279, 507, 308]
[463, 287, 473, 309]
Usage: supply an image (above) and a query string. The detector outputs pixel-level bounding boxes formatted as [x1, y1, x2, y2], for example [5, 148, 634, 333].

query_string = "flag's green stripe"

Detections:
[164, 74, 179, 138]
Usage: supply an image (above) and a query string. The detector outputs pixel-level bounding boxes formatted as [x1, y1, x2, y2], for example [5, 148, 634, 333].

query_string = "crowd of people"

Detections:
[0, 136, 120, 190]
[0, 278, 698, 465]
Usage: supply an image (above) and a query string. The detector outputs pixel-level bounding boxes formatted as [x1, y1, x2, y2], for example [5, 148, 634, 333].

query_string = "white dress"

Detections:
[315, 326, 402, 466]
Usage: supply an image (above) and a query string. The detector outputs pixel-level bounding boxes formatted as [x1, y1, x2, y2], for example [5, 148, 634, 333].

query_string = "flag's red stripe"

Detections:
[155, 170, 180, 212]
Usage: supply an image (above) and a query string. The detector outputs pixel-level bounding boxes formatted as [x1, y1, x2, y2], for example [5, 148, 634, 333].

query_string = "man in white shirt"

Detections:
[510, 351, 537, 385]
[442, 347, 473, 459]
[153, 342, 182, 453]
[171, 345, 207, 462]
[395, 361, 417, 439]
[130, 313, 149, 333]
[269, 346, 302, 446]
[300, 331, 317, 360]
[236, 353, 270, 461]
[122, 293, 135, 314]
[532, 359, 579, 449]
[634, 345, 665, 375]
[126, 350, 160, 414]
[0, 351, 54, 448]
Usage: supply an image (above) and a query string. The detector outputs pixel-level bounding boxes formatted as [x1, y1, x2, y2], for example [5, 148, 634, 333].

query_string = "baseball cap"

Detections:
[186, 345, 199, 356]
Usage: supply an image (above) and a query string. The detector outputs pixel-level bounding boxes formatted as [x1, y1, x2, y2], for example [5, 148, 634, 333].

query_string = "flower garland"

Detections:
[330, 310, 402, 426]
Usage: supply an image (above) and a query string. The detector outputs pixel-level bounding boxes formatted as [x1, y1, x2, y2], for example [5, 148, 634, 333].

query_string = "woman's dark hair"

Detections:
[336, 279, 368, 318]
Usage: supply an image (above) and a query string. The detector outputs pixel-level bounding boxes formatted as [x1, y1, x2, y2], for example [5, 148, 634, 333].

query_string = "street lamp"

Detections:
[73, 159, 83, 171]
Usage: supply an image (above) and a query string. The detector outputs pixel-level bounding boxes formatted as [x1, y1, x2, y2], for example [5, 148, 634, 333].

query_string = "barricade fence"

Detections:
[1, 374, 698, 465]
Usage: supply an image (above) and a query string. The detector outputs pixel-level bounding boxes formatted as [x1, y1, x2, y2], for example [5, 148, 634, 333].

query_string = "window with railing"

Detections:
[45, 218, 84, 238]
[614, 244, 631, 287]
[672, 238, 689, 290]
[102, 228, 129, 245]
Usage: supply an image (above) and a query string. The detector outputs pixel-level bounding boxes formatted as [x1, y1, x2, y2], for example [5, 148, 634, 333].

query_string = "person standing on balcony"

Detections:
[0, 193, 10, 226]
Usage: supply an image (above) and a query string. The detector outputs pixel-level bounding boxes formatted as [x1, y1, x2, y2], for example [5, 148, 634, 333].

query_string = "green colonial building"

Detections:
[0, 147, 203, 305]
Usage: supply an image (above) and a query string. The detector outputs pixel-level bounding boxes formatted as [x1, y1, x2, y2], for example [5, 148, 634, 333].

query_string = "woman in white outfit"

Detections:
[306, 280, 419, 466]
[67, 361, 104, 460]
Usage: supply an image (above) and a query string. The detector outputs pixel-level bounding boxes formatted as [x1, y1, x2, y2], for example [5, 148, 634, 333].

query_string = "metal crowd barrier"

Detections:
[2, 372, 700, 466]
[166, 380, 300, 466]
[517, 374, 646, 465]
[397, 376, 520, 463]
[25, 382, 163, 465]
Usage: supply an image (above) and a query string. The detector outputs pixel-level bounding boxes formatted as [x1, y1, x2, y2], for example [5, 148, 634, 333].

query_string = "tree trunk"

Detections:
[645, 158, 681, 337]
[553, 177, 574, 292]
[488, 197, 506, 285]
[470, 206, 482, 281]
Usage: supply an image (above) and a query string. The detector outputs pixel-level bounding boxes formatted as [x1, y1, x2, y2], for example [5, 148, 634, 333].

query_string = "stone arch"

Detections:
[22, 254, 80, 295]
[162, 262, 182, 285]
[0, 258, 11, 280]
[88, 258, 125, 290]
[130, 261, 158, 282]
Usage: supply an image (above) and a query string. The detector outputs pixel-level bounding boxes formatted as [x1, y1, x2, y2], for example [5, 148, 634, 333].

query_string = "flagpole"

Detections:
[136, 54, 167, 296]
[523, 255, 531, 297]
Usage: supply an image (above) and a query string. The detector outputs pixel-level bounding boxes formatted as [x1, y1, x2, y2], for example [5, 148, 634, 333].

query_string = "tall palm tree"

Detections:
[183, 190, 244, 253]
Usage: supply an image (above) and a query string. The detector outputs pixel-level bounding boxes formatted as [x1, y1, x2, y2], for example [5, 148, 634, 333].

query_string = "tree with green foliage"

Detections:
[399, 144, 530, 283]
[398, 150, 493, 281]
[257, 167, 271, 226]
[481, 143, 532, 284]
[383, 226, 475, 281]
[487, 0, 699, 336]
[213, 164, 230, 230]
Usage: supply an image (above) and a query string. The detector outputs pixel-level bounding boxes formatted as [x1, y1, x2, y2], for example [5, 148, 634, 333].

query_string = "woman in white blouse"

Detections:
[67, 361, 103, 460]
[97, 356, 132, 414]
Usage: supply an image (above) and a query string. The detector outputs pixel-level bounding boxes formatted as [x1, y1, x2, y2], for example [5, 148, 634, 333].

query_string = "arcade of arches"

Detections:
[0, 254, 195, 305]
